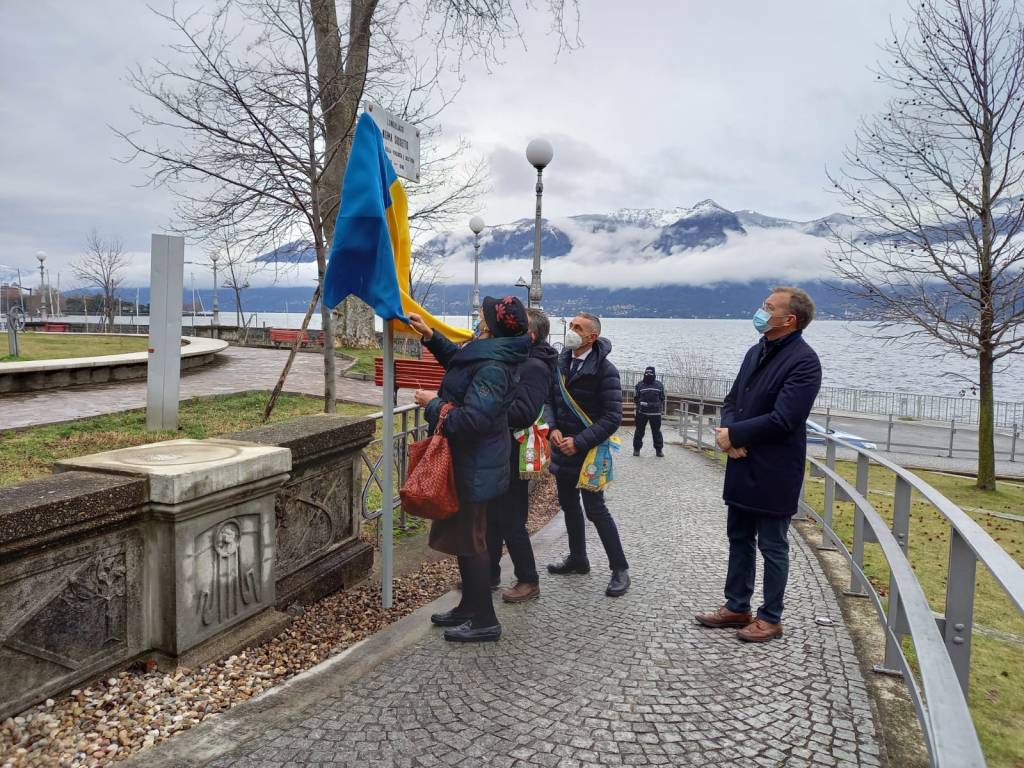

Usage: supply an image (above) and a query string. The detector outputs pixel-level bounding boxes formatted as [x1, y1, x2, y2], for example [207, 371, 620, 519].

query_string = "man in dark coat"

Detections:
[633, 365, 666, 457]
[488, 309, 557, 604]
[547, 313, 630, 597]
[696, 286, 822, 642]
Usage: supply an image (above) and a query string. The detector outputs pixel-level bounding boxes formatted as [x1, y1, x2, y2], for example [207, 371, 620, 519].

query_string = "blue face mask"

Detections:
[752, 308, 773, 334]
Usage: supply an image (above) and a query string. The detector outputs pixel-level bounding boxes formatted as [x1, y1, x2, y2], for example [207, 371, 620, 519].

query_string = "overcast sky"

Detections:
[0, 0, 902, 289]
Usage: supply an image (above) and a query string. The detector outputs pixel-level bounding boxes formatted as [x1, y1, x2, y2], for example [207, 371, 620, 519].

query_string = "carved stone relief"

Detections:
[274, 461, 355, 577]
[193, 515, 263, 628]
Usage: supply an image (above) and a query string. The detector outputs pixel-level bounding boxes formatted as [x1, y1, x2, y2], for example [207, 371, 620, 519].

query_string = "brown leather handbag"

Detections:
[400, 403, 459, 520]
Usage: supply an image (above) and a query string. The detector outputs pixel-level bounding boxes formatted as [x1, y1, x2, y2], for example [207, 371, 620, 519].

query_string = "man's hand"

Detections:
[413, 389, 437, 407]
[715, 427, 732, 452]
[727, 446, 748, 460]
[550, 429, 563, 447]
[559, 436, 579, 456]
[407, 313, 433, 340]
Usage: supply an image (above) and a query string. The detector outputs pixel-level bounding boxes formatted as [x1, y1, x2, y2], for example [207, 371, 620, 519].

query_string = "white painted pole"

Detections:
[147, 235, 185, 431]
[381, 322, 395, 608]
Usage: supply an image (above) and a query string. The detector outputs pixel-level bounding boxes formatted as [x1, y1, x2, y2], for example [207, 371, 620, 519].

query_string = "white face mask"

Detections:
[564, 329, 583, 350]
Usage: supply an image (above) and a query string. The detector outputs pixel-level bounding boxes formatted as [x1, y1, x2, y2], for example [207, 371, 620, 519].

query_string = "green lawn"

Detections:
[0, 392, 377, 487]
[336, 345, 415, 376]
[1, 332, 150, 362]
[801, 461, 1024, 767]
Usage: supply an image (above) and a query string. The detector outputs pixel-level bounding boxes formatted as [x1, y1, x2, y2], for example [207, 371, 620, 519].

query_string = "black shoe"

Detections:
[633, 449, 640, 457]
[430, 608, 475, 627]
[444, 622, 501, 642]
[656, 449, 664, 457]
[547, 555, 591, 575]
[606, 568, 631, 597]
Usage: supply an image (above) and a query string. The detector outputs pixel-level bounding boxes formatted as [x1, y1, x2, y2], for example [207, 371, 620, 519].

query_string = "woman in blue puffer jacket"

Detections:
[408, 296, 529, 643]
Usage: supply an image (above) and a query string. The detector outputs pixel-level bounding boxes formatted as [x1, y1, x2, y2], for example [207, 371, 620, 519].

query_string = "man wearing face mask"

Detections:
[547, 313, 630, 597]
[695, 287, 821, 643]
[633, 366, 665, 457]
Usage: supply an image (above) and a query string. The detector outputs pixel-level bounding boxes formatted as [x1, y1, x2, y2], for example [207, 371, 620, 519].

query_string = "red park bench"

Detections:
[42, 323, 71, 332]
[374, 348, 445, 391]
[268, 328, 323, 348]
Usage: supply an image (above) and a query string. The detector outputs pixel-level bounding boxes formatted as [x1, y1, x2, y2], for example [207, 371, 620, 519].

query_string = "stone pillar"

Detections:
[56, 438, 290, 660]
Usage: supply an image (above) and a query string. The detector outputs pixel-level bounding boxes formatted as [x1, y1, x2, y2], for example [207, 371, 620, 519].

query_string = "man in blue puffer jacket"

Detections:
[547, 313, 630, 598]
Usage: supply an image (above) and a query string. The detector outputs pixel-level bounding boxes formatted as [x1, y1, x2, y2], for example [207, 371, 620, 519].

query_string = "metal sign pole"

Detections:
[381, 322, 395, 608]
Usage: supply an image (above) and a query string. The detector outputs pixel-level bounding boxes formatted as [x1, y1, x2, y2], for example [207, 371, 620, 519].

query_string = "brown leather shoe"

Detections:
[694, 605, 753, 628]
[501, 581, 540, 603]
[737, 618, 784, 642]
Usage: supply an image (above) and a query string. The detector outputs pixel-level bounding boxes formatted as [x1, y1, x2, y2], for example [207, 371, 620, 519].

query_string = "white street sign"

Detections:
[366, 101, 420, 183]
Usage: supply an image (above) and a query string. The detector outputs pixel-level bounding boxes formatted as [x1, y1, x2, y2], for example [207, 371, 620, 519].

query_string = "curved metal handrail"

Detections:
[803, 456, 985, 766]
[828, 434, 1024, 614]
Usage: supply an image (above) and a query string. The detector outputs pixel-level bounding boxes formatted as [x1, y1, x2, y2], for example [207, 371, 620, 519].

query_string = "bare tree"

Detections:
[829, 0, 1024, 491]
[120, 0, 578, 417]
[72, 230, 128, 331]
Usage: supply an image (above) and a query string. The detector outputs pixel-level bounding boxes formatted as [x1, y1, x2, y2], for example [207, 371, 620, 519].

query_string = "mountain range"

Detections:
[243, 200, 864, 318]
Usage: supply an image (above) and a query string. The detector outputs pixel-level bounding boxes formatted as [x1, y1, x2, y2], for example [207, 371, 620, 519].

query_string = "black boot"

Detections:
[656, 449, 664, 457]
[633, 449, 640, 457]
[547, 555, 591, 575]
[606, 568, 631, 597]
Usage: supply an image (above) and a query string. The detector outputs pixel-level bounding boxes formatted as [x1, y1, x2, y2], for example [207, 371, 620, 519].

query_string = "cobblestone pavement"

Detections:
[153, 441, 882, 768]
[0, 347, 408, 430]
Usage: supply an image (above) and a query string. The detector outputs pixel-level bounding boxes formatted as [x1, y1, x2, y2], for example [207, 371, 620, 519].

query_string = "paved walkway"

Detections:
[131, 444, 882, 768]
[0, 347, 407, 430]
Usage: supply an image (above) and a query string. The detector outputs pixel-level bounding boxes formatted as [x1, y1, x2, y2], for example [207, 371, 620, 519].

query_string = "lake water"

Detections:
[59, 313, 1024, 403]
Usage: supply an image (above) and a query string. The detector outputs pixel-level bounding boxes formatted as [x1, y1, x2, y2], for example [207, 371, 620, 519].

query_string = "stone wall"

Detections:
[227, 415, 376, 607]
[0, 414, 376, 719]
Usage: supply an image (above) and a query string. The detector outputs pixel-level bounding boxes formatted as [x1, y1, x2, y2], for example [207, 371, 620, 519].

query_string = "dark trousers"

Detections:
[724, 505, 791, 624]
[556, 472, 628, 571]
[487, 476, 539, 585]
[633, 413, 663, 452]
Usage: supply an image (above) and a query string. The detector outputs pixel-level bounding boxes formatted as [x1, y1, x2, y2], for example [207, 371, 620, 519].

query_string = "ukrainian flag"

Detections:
[323, 112, 472, 343]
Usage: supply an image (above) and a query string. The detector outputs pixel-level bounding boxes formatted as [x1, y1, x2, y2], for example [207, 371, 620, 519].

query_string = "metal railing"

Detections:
[676, 398, 1024, 767]
[360, 404, 428, 529]
[623, 369, 1024, 429]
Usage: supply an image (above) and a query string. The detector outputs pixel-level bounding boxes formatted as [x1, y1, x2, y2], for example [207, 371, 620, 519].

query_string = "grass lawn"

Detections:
[336, 346, 417, 376]
[0, 392, 377, 487]
[1, 332, 149, 362]
[800, 461, 1024, 767]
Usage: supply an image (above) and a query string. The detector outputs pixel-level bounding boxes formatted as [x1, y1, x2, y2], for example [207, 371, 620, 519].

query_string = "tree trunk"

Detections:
[312, 0, 377, 351]
[315, 241, 337, 412]
[977, 348, 996, 490]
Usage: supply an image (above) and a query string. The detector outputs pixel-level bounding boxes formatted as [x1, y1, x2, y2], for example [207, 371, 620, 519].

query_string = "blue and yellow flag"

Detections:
[324, 112, 471, 343]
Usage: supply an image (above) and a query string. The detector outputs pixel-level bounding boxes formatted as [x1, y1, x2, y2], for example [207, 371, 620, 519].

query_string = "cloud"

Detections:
[436, 225, 832, 290]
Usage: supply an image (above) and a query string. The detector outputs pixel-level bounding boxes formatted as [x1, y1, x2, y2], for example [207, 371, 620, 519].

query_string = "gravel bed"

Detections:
[0, 478, 560, 768]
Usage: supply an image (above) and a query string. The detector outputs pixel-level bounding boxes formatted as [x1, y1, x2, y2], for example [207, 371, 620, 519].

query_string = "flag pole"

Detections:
[381, 321, 395, 608]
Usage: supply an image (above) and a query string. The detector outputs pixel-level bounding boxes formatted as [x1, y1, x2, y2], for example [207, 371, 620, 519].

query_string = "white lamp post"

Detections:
[525, 138, 553, 309]
[35, 251, 47, 320]
[210, 253, 220, 326]
[469, 215, 485, 321]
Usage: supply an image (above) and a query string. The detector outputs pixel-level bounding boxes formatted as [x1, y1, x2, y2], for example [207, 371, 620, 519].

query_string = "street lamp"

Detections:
[469, 216, 485, 321]
[525, 138, 553, 309]
[514, 276, 530, 305]
[35, 251, 47, 320]
[210, 253, 221, 326]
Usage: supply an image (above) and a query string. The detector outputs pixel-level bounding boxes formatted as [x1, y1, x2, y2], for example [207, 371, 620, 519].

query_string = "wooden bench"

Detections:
[268, 328, 323, 348]
[42, 322, 70, 332]
[374, 349, 445, 391]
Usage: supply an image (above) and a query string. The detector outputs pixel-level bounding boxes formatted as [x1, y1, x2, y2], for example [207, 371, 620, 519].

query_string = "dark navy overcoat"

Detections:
[720, 331, 822, 516]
